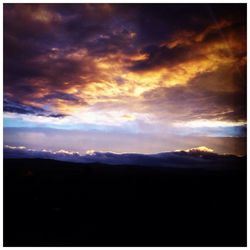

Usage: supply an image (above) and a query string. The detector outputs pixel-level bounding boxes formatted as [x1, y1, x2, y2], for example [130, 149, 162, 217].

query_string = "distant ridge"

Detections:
[4, 145, 245, 169]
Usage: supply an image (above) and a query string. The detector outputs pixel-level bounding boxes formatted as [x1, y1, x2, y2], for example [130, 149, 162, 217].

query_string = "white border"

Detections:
[0, 1, 248, 249]
[1, 0, 248, 3]
[0, 0, 3, 248]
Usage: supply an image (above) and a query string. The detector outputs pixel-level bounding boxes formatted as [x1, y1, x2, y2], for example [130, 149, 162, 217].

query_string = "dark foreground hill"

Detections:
[4, 158, 246, 246]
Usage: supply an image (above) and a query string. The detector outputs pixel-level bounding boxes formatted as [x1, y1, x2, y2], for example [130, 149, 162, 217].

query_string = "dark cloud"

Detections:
[4, 4, 101, 107]
[41, 92, 84, 104]
[3, 3, 246, 125]
[141, 63, 246, 123]
[111, 4, 245, 47]
[4, 44, 97, 105]
[85, 28, 137, 56]
[130, 20, 246, 72]
[130, 44, 192, 71]
[4, 99, 66, 118]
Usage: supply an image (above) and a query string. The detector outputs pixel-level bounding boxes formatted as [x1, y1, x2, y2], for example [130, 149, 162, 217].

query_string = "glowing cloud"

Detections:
[3, 4, 246, 155]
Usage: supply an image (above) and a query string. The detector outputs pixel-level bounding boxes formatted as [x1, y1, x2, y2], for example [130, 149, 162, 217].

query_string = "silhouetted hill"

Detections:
[4, 145, 246, 168]
[4, 158, 246, 246]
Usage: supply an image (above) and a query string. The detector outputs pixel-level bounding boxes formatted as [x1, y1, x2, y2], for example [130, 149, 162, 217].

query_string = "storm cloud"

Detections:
[4, 99, 66, 117]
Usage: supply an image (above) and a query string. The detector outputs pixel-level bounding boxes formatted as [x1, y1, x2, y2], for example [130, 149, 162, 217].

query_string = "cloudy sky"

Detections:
[4, 4, 246, 155]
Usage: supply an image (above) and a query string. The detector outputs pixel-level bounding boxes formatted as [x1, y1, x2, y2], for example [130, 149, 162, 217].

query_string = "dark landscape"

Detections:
[4, 156, 246, 246]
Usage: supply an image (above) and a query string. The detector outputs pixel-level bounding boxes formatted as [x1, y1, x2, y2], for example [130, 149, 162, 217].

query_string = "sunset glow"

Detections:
[4, 4, 246, 155]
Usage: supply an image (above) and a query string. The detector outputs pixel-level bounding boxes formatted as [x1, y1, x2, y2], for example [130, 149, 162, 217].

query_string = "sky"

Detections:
[3, 4, 247, 156]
